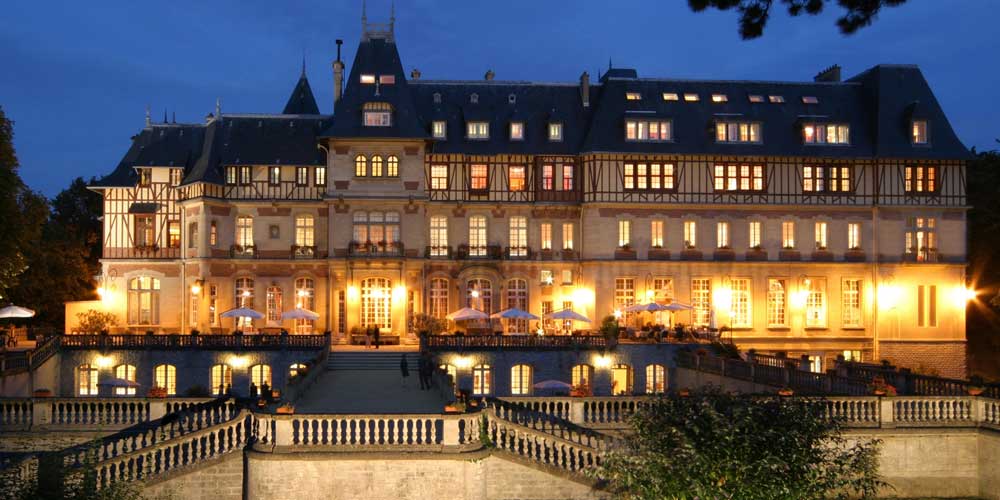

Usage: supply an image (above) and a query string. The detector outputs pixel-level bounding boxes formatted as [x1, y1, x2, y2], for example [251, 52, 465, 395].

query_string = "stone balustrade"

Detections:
[253, 412, 483, 450]
[0, 397, 219, 431]
[483, 398, 609, 450]
[482, 414, 601, 474]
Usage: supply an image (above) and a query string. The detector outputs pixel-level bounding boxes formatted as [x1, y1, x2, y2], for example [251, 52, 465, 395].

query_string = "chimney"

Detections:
[410, 68, 421, 80]
[205, 112, 214, 124]
[580, 71, 590, 107]
[814, 64, 841, 83]
[333, 39, 345, 105]
[484, 69, 495, 81]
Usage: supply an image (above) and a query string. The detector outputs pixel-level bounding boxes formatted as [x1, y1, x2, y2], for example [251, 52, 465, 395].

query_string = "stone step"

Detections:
[326, 353, 419, 370]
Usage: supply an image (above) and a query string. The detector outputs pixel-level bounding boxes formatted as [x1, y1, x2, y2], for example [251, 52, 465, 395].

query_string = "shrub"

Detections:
[75, 309, 118, 333]
[412, 313, 448, 335]
[184, 385, 209, 397]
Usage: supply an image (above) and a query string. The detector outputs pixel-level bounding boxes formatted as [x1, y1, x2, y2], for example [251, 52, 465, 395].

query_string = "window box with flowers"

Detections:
[681, 247, 703, 261]
[868, 376, 897, 396]
[811, 247, 833, 262]
[147, 386, 168, 398]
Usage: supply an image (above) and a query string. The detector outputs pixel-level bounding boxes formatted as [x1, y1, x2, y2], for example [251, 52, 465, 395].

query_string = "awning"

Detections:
[128, 203, 159, 214]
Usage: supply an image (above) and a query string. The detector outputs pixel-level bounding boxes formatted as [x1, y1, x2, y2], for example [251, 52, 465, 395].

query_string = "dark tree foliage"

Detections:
[592, 389, 884, 499]
[50, 177, 103, 264]
[688, 0, 908, 39]
[965, 146, 1000, 380]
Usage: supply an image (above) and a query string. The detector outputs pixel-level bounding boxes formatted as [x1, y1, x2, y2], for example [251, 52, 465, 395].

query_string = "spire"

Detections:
[163, 108, 168, 123]
[390, 0, 395, 33]
[301, 51, 307, 78]
[361, 0, 367, 32]
[171, 111, 176, 124]
[145, 105, 151, 127]
[215, 98, 222, 118]
[283, 68, 320, 115]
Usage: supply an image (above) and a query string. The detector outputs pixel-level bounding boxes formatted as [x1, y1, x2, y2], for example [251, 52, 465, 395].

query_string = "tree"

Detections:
[965, 146, 1000, 380]
[688, 0, 908, 39]
[0, 106, 39, 298]
[592, 389, 884, 499]
[50, 177, 102, 265]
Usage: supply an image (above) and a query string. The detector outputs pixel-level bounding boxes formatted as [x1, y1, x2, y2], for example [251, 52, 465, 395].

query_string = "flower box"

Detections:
[276, 404, 295, 414]
[647, 248, 671, 261]
[33, 389, 53, 398]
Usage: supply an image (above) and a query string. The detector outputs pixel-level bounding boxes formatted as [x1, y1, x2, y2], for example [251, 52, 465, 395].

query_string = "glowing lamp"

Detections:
[228, 355, 248, 369]
[791, 290, 809, 309]
[190, 284, 202, 295]
[645, 289, 655, 300]
[242, 290, 251, 298]
[452, 356, 473, 369]
[347, 285, 360, 301]
[297, 290, 308, 298]
[593, 354, 613, 369]
[471, 290, 480, 299]
[97, 287, 106, 298]
[571, 287, 594, 305]
[94, 355, 114, 369]
[713, 288, 732, 313]
[392, 285, 406, 300]
[877, 284, 899, 310]
[964, 288, 977, 301]
[613, 309, 622, 319]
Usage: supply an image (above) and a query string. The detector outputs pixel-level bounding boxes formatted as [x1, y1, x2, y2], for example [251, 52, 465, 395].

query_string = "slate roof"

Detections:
[282, 72, 321, 115]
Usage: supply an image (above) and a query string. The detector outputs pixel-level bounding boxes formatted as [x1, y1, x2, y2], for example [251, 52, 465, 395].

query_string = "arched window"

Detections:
[236, 215, 254, 247]
[571, 364, 593, 392]
[127, 276, 160, 326]
[210, 364, 232, 395]
[430, 278, 449, 319]
[506, 279, 529, 333]
[645, 364, 666, 394]
[294, 278, 315, 333]
[371, 155, 384, 177]
[386, 155, 399, 177]
[266, 286, 282, 325]
[355, 155, 367, 177]
[611, 364, 634, 396]
[467, 279, 493, 314]
[77, 364, 98, 396]
[249, 365, 272, 396]
[468, 216, 487, 256]
[361, 277, 392, 328]
[289, 363, 308, 378]
[154, 364, 177, 395]
[473, 364, 492, 396]
[114, 364, 137, 395]
[234, 278, 255, 331]
[511, 364, 533, 395]
[295, 215, 315, 247]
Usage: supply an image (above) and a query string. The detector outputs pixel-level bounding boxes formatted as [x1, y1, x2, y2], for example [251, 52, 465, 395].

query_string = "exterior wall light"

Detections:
[593, 354, 613, 369]
[452, 355, 473, 369]
[94, 355, 114, 369]
[228, 355, 249, 369]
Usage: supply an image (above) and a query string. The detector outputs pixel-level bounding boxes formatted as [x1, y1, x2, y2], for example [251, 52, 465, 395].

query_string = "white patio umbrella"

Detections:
[220, 307, 264, 320]
[281, 308, 320, 321]
[490, 308, 540, 320]
[544, 309, 591, 323]
[624, 302, 668, 313]
[99, 378, 140, 389]
[0, 305, 35, 319]
[662, 302, 694, 311]
[447, 307, 489, 321]
[533, 380, 572, 390]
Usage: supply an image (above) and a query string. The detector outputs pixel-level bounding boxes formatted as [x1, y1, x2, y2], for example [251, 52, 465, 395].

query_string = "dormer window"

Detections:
[748, 95, 764, 103]
[360, 74, 376, 84]
[716, 121, 762, 143]
[625, 120, 672, 142]
[803, 123, 849, 145]
[711, 94, 728, 103]
[662, 93, 679, 101]
[683, 93, 699, 102]
[137, 168, 152, 187]
[548, 123, 563, 142]
[379, 75, 395, 85]
[470, 93, 479, 104]
[433, 93, 442, 104]
[432, 121, 446, 139]
[467, 121, 489, 140]
[625, 92, 642, 101]
[510, 122, 524, 141]
[768, 95, 785, 103]
[363, 102, 392, 127]
[912, 120, 929, 144]
[508, 94, 517, 104]
[802, 96, 819, 104]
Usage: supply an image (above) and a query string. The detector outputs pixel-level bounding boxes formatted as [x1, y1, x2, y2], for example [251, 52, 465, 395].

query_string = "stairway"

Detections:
[326, 351, 418, 371]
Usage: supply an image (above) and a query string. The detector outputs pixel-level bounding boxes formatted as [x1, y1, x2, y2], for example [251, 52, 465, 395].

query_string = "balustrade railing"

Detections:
[59, 333, 330, 350]
[484, 398, 608, 449]
[253, 413, 482, 450]
[421, 334, 613, 351]
[677, 350, 869, 396]
[0, 399, 32, 430]
[835, 360, 1000, 398]
[483, 414, 600, 474]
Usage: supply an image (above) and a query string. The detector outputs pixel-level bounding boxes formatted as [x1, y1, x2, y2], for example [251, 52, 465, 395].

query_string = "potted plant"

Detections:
[777, 387, 794, 397]
[147, 386, 168, 398]
[33, 388, 53, 398]
[570, 382, 591, 397]
[444, 400, 467, 413]
[967, 375, 986, 396]
[276, 402, 295, 414]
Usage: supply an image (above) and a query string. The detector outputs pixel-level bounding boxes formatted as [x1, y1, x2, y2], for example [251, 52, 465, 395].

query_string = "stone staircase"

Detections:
[326, 351, 418, 371]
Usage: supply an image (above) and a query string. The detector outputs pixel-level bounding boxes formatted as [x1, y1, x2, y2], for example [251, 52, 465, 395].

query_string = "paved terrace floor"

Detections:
[295, 369, 447, 414]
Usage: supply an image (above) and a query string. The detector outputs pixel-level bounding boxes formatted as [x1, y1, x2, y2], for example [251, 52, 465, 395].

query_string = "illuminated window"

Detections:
[361, 277, 392, 328]
[781, 221, 795, 249]
[209, 284, 218, 326]
[562, 223, 574, 250]
[645, 364, 666, 394]
[683, 93, 699, 102]
[618, 220, 631, 248]
[624, 162, 675, 190]
[662, 93, 679, 101]
[210, 364, 232, 395]
[189, 287, 198, 327]
[571, 365, 593, 390]
[467, 121, 489, 139]
[541, 270, 554, 286]
[651, 220, 664, 248]
[169, 168, 183, 187]
[804, 166, 852, 193]
[225, 166, 237, 185]
[430, 278, 449, 319]
[77, 365, 98, 396]
[905, 165, 938, 193]
[430, 164, 447, 190]
[684, 221, 697, 248]
[713, 164, 764, 191]
[506, 279, 529, 333]
[294, 278, 315, 333]
[561, 270, 573, 285]
[509, 216, 527, 256]
[379, 74, 395, 84]
[768, 95, 785, 103]
[801, 96, 819, 104]
[210, 221, 217, 246]
[432, 121, 446, 139]
[843, 350, 863, 362]
[767, 279, 787, 327]
[803, 123, 849, 144]
[715, 122, 762, 143]
[548, 123, 563, 141]
[352, 211, 400, 249]
[848, 222, 861, 250]
[295, 167, 308, 186]
[355, 155, 367, 176]
[716, 222, 729, 249]
[542, 164, 554, 190]
[362, 102, 392, 127]
[429, 216, 448, 256]
[167, 221, 181, 248]
[234, 277, 254, 331]
[268, 166, 281, 185]
[508, 166, 526, 191]
[625, 92, 642, 100]
[691, 278, 711, 326]
[138, 168, 152, 187]
[114, 364, 137, 396]
[249, 365, 271, 396]
[371, 155, 384, 177]
[510, 122, 524, 140]
[711, 94, 728, 103]
[804, 278, 827, 328]
[290, 363, 307, 377]
[625, 120, 672, 141]
[749, 221, 762, 248]
[386, 156, 399, 177]
[468, 216, 487, 256]
[154, 364, 176, 395]
[473, 364, 492, 395]
[614, 278, 636, 324]
[730, 278, 751, 328]
[562, 165, 574, 190]
[611, 364, 633, 395]
[128, 276, 160, 326]
[295, 215, 314, 247]
[814, 222, 828, 250]
[134, 215, 154, 247]
[265, 286, 282, 324]
[917, 285, 937, 327]
[842, 279, 863, 328]
[912, 120, 929, 144]
[315, 167, 326, 186]
[238, 166, 251, 185]
[470, 164, 488, 192]
[511, 364, 533, 395]
[360, 74, 375, 84]
[236, 216, 254, 247]
[748, 94, 764, 103]
[541, 223, 552, 251]
[905, 217, 937, 260]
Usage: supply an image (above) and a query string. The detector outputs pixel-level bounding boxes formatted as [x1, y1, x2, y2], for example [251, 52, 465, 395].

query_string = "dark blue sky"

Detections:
[2, 0, 998, 196]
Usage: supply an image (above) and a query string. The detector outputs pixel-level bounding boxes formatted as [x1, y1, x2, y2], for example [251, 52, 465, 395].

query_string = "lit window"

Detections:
[249, 365, 272, 396]
[290, 363, 307, 377]
[430, 164, 448, 190]
[225, 166, 238, 185]
[842, 279, 862, 328]
[386, 155, 399, 177]
[470, 164, 488, 192]
[511, 364, 532, 395]
[154, 364, 176, 395]
[295, 167, 308, 186]
[713, 164, 765, 191]
[371, 156, 384, 177]
[541, 270, 554, 286]
[905, 165, 937, 193]
[691, 278, 711, 326]
[293, 278, 315, 333]
[268, 166, 281, 185]
[429, 216, 448, 256]
[912, 120, 929, 144]
[803, 165, 852, 193]
[683, 93, 699, 102]
[138, 168, 152, 187]
[236, 215, 254, 247]
[625, 92, 642, 101]
[767, 279, 787, 327]
[716, 222, 729, 249]
[814, 222, 828, 250]
[210, 221, 217, 246]
[510, 122, 524, 140]
[379, 74, 395, 84]
[541, 223, 552, 251]
[509, 217, 527, 256]
[571, 365, 593, 391]
[265, 286, 282, 324]
[905, 217, 937, 260]
[618, 220, 631, 248]
[768, 95, 785, 103]
[114, 364, 137, 396]
[848, 222, 861, 250]
[77, 365, 98, 396]
[295, 215, 314, 247]
[238, 166, 251, 185]
[542, 165, 554, 190]
[360, 74, 376, 84]
[210, 364, 232, 395]
[362, 102, 392, 127]
[803, 123, 850, 144]
[562, 165, 574, 190]
[625, 120, 672, 141]
[473, 364, 492, 395]
[315, 167, 326, 186]
[467, 121, 489, 139]
[748, 94, 764, 103]
[432, 121, 446, 139]
[804, 278, 827, 328]
[614, 278, 636, 324]
[781, 221, 795, 249]
[802, 96, 819, 104]
[715, 122, 762, 143]
[711, 94, 728, 103]
[645, 364, 666, 394]
[684, 221, 697, 248]
[509, 165, 526, 191]
[548, 123, 563, 141]
[651, 220, 664, 248]
[624, 162, 675, 190]
[662, 93, 679, 101]
[468, 216, 487, 256]
[730, 278, 751, 328]
[562, 223, 574, 250]
[430, 278, 449, 317]
[167, 221, 181, 248]
[355, 155, 367, 176]
[749, 221, 762, 248]
[169, 168, 183, 187]
[611, 364, 633, 395]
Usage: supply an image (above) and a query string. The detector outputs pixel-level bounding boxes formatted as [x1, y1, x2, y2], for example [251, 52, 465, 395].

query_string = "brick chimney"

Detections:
[814, 64, 841, 83]
[485, 69, 495, 81]
[333, 39, 345, 106]
[411, 68, 421, 80]
[580, 71, 590, 107]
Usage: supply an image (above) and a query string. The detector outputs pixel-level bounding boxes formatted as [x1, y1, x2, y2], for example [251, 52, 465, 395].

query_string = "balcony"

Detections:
[230, 244, 257, 258]
[455, 244, 502, 260]
[745, 248, 768, 261]
[291, 245, 317, 259]
[903, 248, 940, 263]
[505, 246, 533, 260]
[348, 241, 405, 258]
[647, 248, 671, 261]
[426, 245, 452, 259]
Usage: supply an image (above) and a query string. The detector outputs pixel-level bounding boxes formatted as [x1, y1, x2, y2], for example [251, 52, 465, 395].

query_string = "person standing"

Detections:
[418, 353, 429, 390]
[373, 325, 381, 350]
[364, 326, 372, 349]
[400, 355, 410, 388]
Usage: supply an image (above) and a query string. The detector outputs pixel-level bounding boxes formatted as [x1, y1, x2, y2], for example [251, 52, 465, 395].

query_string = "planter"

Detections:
[810, 250, 833, 262]
[778, 249, 801, 261]
[745, 249, 768, 261]
[678, 389, 690, 397]
[614, 249, 637, 260]
[713, 248, 736, 261]
[968, 387, 985, 396]
[647, 248, 671, 261]
[276, 405, 295, 415]
[33, 389, 53, 398]
[444, 404, 466, 414]
[845, 249, 867, 262]
[680, 249, 703, 261]
[778, 388, 794, 397]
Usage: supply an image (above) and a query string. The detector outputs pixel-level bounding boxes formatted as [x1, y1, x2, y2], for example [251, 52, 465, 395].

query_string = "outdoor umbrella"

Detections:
[447, 307, 488, 321]
[662, 302, 694, 311]
[624, 302, 668, 313]
[490, 308, 540, 320]
[533, 379, 572, 390]
[99, 378, 140, 388]
[0, 305, 35, 319]
[220, 307, 264, 320]
[544, 309, 591, 323]
[281, 308, 320, 321]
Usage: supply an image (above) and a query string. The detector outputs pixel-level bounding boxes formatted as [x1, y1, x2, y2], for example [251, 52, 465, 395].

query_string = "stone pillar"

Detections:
[274, 418, 295, 447]
[879, 398, 895, 428]
[31, 400, 51, 427]
[442, 417, 460, 446]
[148, 401, 167, 421]
[569, 399, 585, 425]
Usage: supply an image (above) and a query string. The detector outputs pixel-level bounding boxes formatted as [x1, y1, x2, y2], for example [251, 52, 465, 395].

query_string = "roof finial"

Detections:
[608, 57, 612, 71]
[145, 105, 151, 127]
[390, 0, 395, 32]
[172, 111, 176, 124]
[215, 98, 222, 118]
[163, 108, 168, 123]
[301, 50, 307, 78]
[361, 0, 367, 29]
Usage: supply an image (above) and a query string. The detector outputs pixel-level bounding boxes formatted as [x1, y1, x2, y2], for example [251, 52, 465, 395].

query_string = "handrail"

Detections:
[59, 333, 330, 350]
[422, 334, 614, 350]
[483, 398, 609, 450]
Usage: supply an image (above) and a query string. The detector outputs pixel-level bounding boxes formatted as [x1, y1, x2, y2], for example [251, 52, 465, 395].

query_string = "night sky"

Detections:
[2, 0, 998, 196]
